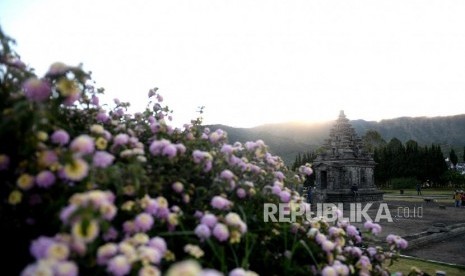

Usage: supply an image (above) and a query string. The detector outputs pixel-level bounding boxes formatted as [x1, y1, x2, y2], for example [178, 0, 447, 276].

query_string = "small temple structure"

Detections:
[312, 111, 383, 203]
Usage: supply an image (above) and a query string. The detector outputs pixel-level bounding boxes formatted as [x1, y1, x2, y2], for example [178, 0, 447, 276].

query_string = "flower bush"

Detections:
[1, 28, 414, 276]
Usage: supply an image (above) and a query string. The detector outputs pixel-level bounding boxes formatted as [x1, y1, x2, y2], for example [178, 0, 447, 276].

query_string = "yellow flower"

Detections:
[166, 260, 201, 276]
[156, 196, 168, 209]
[119, 241, 137, 262]
[69, 193, 85, 205]
[47, 243, 70, 261]
[90, 124, 105, 135]
[184, 244, 204, 258]
[131, 233, 149, 245]
[123, 185, 135, 196]
[95, 137, 108, 150]
[36, 131, 48, 142]
[8, 190, 22, 205]
[229, 230, 241, 244]
[72, 220, 99, 243]
[139, 265, 161, 276]
[17, 173, 34, 190]
[164, 250, 176, 261]
[122, 201, 135, 211]
[168, 213, 179, 226]
[64, 159, 89, 181]
[57, 78, 80, 96]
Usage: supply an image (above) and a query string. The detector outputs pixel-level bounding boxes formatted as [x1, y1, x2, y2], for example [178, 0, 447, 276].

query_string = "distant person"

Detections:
[416, 183, 422, 196]
[454, 191, 461, 207]
[307, 186, 313, 204]
[461, 192, 465, 207]
[351, 184, 359, 201]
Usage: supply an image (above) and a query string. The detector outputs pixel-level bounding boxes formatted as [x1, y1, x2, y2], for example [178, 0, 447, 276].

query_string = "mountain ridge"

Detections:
[207, 114, 465, 165]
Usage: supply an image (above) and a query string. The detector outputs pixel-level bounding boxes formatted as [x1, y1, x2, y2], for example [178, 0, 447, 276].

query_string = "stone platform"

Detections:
[325, 190, 384, 203]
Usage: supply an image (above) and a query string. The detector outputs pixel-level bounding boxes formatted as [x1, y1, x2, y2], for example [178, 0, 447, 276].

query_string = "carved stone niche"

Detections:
[313, 111, 383, 203]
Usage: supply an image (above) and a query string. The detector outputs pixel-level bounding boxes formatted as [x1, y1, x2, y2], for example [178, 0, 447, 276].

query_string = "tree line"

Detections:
[291, 130, 465, 189]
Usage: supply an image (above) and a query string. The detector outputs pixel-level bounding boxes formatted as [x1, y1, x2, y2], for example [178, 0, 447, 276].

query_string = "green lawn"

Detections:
[386, 256, 465, 276]
[382, 189, 456, 196]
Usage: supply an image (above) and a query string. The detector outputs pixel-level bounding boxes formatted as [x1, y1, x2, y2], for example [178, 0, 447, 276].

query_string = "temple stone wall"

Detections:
[312, 111, 383, 203]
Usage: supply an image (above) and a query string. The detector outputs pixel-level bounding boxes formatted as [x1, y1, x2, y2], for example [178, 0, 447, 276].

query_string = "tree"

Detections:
[450, 149, 458, 168]
[463, 146, 465, 163]
[362, 130, 386, 153]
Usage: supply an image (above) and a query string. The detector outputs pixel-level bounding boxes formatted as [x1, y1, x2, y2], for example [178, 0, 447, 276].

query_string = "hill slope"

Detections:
[207, 114, 465, 165]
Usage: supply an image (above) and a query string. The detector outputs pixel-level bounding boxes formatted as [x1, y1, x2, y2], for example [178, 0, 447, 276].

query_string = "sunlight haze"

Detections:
[1, 0, 464, 127]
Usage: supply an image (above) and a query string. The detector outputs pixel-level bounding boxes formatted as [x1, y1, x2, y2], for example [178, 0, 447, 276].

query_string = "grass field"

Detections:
[386, 256, 465, 276]
[381, 189, 461, 205]
[382, 189, 457, 196]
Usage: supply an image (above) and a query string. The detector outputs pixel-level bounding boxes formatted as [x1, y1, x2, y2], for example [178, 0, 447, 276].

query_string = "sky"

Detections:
[1, 0, 464, 128]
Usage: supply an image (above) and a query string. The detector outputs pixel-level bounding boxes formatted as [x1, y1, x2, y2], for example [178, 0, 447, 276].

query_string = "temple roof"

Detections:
[321, 110, 364, 158]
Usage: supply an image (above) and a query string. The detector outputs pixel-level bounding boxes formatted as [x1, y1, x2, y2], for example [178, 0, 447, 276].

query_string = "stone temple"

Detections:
[312, 111, 383, 203]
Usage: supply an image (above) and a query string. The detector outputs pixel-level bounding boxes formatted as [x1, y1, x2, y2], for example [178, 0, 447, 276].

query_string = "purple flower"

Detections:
[279, 191, 291, 203]
[35, 171, 56, 188]
[364, 221, 382, 235]
[47, 62, 68, 75]
[107, 255, 130, 276]
[212, 223, 229, 242]
[299, 165, 313, 176]
[321, 266, 337, 276]
[356, 256, 371, 269]
[321, 240, 335, 252]
[229, 268, 247, 276]
[315, 233, 327, 244]
[274, 171, 285, 181]
[134, 213, 154, 232]
[30, 236, 54, 259]
[172, 182, 184, 193]
[93, 151, 115, 168]
[221, 144, 234, 155]
[149, 139, 170, 155]
[209, 129, 225, 143]
[0, 154, 10, 170]
[271, 185, 281, 195]
[144, 199, 159, 215]
[91, 95, 100, 106]
[386, 234, 396, 243]
[60, 204, 77, 223]
[201, 214, 218, 228]
[346, 225, 359, 237]
[351, 246, 362, 257]
[175, 143, 186, 154]
[162, 144, 177, 159]
[63, 91, 81, 106]
[51, 130, 70, 146]
[103, 227, 119, 241]
[220, 170, 235, 181]
[211, 196, 232, 210]
[70, 135, 95, 155]
[96, 112, 109, 123]
[396, 238, 408, 249]
[22, 78, 51, 102]
[201, 269, 223, 276]
[54, 261, 78, 276]
[195, 224, 211, 240]
[39, 150, 58, 166]
[367, 247, 377, 257]
[113, 134, 129, 146]
[236, 188, 246, 199]
[148, 237, 167, 254]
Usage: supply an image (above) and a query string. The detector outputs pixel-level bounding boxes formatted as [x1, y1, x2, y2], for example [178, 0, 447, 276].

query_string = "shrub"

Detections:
[390, 178, 419, 190]
[0, 27, 414, 276]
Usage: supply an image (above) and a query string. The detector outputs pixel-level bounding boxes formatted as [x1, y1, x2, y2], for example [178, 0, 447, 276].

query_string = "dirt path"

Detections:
[341, 199, 465, 265]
